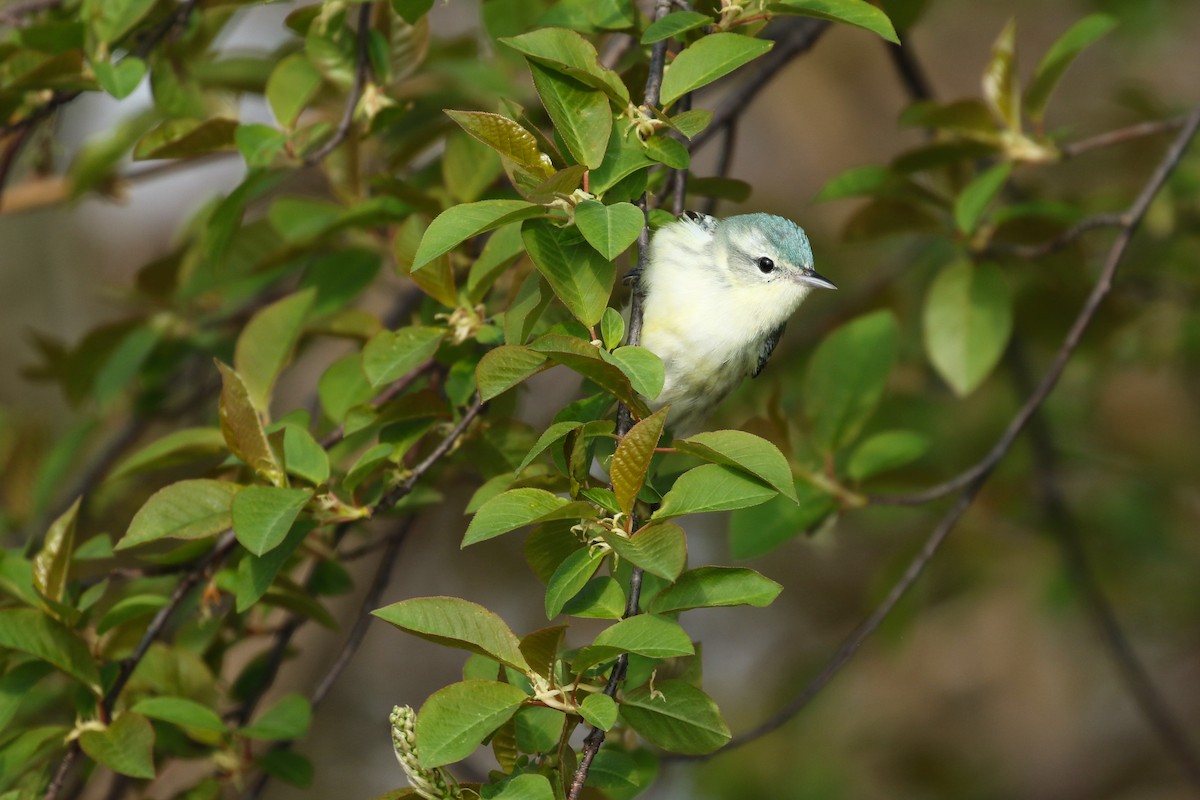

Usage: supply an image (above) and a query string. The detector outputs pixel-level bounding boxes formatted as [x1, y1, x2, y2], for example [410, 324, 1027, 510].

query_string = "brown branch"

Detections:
[1061, 115, 1187, 159]
[1003, 212, 1127, 260]
[885, 41, 934, 103]
[1006, 341, 1200, 788]
[680, 103, 1200, 762]
[872, 105, 1200, 508]
[376, 397, 485, 512]
[319, 360, 435, 448]
[303, 2, 373, 165]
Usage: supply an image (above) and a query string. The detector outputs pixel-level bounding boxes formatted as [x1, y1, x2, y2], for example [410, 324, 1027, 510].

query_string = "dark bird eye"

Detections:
[757, 257, 775, 274]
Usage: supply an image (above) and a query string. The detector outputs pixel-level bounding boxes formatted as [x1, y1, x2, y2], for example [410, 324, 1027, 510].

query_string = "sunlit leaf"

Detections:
[768, 0, 899, 43]
[923, 261, 1012, 396]
[659, 33, 773, 107]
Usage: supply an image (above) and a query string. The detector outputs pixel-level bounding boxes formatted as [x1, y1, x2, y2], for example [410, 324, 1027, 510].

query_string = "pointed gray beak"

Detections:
[797, 269, 836, 290]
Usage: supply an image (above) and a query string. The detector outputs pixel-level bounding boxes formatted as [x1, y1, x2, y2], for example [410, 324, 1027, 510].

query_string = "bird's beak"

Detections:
[797, 270, 836, 290]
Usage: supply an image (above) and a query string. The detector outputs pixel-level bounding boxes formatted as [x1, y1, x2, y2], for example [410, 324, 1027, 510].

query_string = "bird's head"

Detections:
[714, 213, 836, 293]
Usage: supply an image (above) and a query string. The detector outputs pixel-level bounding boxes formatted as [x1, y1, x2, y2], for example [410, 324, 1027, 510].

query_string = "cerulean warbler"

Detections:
[636, 211, 835, 433]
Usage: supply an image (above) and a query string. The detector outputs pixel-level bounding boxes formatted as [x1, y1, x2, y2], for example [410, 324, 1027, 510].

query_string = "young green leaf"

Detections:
[729, 486, 837, 559]
[516, 420, 584, 473]
[415, 680, 528, 768]
[923, 261, 1012, 396]
[561, 576, 626, 619]
[600, 307, 626, 350]
[804, 311, 897, 453]
[282, 425, 330, 486]
[574, 200, 644, 261]
[108, 427, 227, 482]
[94, 57, 146, 99]
[659, 33, 773, 107]
[33, 497, 79, 604]
[413, 200, 545, 271]
[216, 361, 282, 482]
[1025, 14, 1117, 125]
[602, 346, 665, 400]
[241, 694, 311, 741]
[475, 345, 550, 402]
[361, 327, 444, 387]
[847, 430, 929, 481]
[488, 774, 555, 800]
[266, 53, 323, 127]
[131, 697, 227, 733]
[600, 521, 687, 581]
[372, 596, 532, 672]
[499, 28, 630, 104]
[642, 11, 713, 44]
[768, 0, 900, 44]
[954, 162, 1011, 234]
[234, 289, 316, 413]
[589, 126, 657, 197]
[674, 430, 798, 502]
[133, 118, 238, 160]
[544, 548, 605, 619]
[579, 693, 618, 731]
[522, 219, 615, 326]
[654, 464, 777, 520]
[575, 614, 694, 670]
[445, 110, 551, 172]
[528, 61, 611, 170]
[983, 19, 1021, 131]
[0, 608, 101, 692]
[644, 135, 690, 169]
[463, 488, 590, 546]
[648, 566, 782, 613]
[79, 712, 156, 779]
[528, 334, 646, 414]
[619, 679, 730, 755]
[231, 486, 312, 556]
[612, 407, 669, 516]
[116, 479, 240, 550]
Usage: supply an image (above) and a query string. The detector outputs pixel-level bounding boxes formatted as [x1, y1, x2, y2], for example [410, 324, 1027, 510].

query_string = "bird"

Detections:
[634, 211, 836, 433]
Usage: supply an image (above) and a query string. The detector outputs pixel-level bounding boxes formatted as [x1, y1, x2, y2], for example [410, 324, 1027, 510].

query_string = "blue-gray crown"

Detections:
[721, 213, 814, 266]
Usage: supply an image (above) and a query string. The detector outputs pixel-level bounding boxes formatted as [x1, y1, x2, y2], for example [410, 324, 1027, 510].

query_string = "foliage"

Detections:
[0, 0, 1197, 799]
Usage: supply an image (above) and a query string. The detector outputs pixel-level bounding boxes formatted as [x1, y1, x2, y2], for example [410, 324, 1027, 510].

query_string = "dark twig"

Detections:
[886, 41, 934, 102]
[1061, 115, 1187, 159]
[690, 18, 829, 152]
[303, 3, 373, 165]
[1007, 341, 1200, 788]
[683, 104, 1200, 761]
[0, 125, 36, 210]
[44, 530, 239, 800]
[319, 360, 436, 448]
[376, 397, 485, 511]
[1003, 212, 1127, 260]
[872, 105, 1200, 508]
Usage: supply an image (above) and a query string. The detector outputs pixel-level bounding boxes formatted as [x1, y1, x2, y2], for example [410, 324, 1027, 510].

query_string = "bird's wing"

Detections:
[681, 210, 719, 233]
[753, 323, 786, 378]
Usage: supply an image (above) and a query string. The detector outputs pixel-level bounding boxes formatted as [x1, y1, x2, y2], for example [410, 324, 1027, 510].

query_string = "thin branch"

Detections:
[682, 103, 1200, 761]
[376, 397, 485, 511]
[670, 94, 691, 216]
[872, 105, 1200, 508]
[1006, 341, 1200, 788]
[1061, 115, 1187, 159]
[303, 2, 373, 166]
[44, 530, 239, 800]
[689, 18, 829, 152]
[885, 41, 934, 102]
[1003, 212, 1127, 260]
[0, 125, 36, 211]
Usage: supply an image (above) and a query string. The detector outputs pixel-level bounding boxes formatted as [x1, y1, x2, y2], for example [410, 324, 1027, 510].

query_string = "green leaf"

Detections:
[579, 693, 618, 731]
[649, 566, 782, 613]
[476, 345, 549, 402]
[516, 420, 583, 473]
[644, 135, 689, 169]
[671, 109, 713, 140]
[372, 596, 531, 671]
[489, 773, 555, 800]
[97, 594, 167, 635]
[674, 430, 798, 502]
[231, 486, 313, 556]
[576, 614, 694, 670]
[590, 126, 656, 197]
[544, 548, 604, 619]
[414, 200, 544, 271]
[619, 679, 730, 755]
[237, 123, 288, 168]
[1026, 14, 1117, 125]
[133, 118, 238, 160]
[258, 749, 313, 789]
[0, 661, 52, 732]
[393, 0, 435, 24]
[499, 28, 630, 104]
[318, 352, 375, 424]
[529, 335, 646, 414]
[241, 694, 311, 741]
[444, 131, 503, 203]
[804, 311, 897, 453]
[600, 308, 625, 350]
[362, 327, 444, 387]
[654, 464, 777, 520]
[109, 427, 227, 482]
[561, 576, 626, 619]
[463, 488, 586, 546]
[528, 61, 611, 169]
[847, 430, 929, 481]
[983, 19, 1020, 130]
[266, 53, 323, 127]
[33, 497, 79, 604]
[235, 289, 316, 413]
[659, 33, 773, 106]
[237, 521, 313, 612]
[0, 608, 100, 692]
[217, 361, 283, 482]
[415, 680, 528, 768]
[132, 696, 227, 733]
[923, 261, 1012, 396]
[729, 486, 838, 559]
[79, 712, 155, 779]
[446, 110, 551, 172]
[585, 748, 645, 794]
[522, 219, 615, 327]
[814, 164, 893, 202]
[93, 56, 146, 99]
[769, 0, 900, 44]
[954, 162, 1011, 234]
[574, 200, 644, 261]
[600, 521, 687, 581]
[282, 425, 330, 486]
[84, 0, 156, 43]
[642, 11, 713, 44]
[612, 407, 669, 516]
[116, 479, 240, 550]
[603, 346, 665, 400]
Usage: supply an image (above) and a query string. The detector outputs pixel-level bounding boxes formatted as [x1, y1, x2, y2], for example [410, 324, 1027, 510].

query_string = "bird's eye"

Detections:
[757, 257, 775, 274]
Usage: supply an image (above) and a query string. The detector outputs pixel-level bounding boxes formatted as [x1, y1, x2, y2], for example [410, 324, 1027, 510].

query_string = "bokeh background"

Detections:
[3, 0, 1200, 798]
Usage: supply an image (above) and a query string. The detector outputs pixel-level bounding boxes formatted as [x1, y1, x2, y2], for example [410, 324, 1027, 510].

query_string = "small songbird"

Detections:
[636, 211, 836, 433]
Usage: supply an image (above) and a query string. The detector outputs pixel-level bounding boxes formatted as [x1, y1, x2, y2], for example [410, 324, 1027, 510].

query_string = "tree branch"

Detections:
[303, 2, 373, 166]
[1060, 115, 1187, 159]
[376, 397, 485, 511]
[682, 103, 1200, 761]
